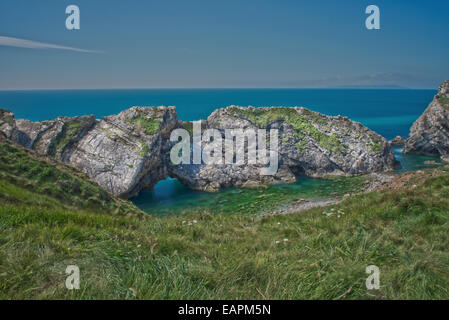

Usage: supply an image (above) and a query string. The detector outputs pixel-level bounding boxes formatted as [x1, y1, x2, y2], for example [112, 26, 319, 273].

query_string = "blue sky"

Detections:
[0, 0, 448, 89]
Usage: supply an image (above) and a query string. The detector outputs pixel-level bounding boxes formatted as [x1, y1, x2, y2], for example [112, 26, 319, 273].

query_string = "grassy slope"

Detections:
[1, 139, 449, 299]
[0, 138, 140, 215]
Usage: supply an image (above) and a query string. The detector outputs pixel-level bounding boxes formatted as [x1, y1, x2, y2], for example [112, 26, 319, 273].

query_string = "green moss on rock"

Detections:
[131, 117, 161, 136]
[439, 96, 449, 109]
[368, 133, 384, 154]
[49, 119, 85, 156]
[228, 107, 344, 153]
[139, 143, 149, 157]
[0, 109, 15, 126]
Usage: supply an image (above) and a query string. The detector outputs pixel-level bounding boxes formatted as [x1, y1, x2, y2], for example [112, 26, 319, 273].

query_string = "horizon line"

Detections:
[0, 86, 437, 91]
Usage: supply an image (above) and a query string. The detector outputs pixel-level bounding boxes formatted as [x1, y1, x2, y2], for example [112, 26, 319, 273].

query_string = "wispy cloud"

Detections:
[0, 36, 100, 53]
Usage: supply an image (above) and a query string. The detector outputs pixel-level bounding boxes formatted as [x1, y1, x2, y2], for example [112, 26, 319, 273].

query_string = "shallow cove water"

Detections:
[131, 148, 442, 216]
[0, 89, 441, 215]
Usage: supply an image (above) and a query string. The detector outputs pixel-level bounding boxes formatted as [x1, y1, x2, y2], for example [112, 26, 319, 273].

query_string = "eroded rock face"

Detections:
[1, 105, 397, 197]
[169, 114, 298, 191]
[68, 107, 178, 198]
[0, 106, 177, 198]
[0, 109, 15, 139]
[169, 157, 297, 192]
[181, 106, 396, 181]
[0, 110, 96, 157]
[404, 81, 449, 157]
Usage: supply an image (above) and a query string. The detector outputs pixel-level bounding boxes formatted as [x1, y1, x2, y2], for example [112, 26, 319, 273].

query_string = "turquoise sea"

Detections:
[0, 89, 441, 214]
[0, 89, 436, 139]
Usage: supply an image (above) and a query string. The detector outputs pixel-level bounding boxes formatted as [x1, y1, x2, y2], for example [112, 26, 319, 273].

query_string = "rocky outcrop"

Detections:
[168, 106, 397, 191]
[390, 136, 406, 146]
[404, 81, 449, 157]
[1, 109, 96, 158]
[1, 106, 178, 198]
[1, 105, 397, 198]
[68, 107, 178, 198]
[168, 149, 297, 191]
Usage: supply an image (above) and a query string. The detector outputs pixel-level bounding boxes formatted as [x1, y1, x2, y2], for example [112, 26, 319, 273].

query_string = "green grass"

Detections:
[1, 138, 449, 299]
[0, 138, 141, 215]
[131, 117, 161, 136]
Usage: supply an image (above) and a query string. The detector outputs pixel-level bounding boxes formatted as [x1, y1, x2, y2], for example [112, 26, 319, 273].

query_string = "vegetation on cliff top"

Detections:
[0, 109, 15, 126]
[181, 121, 194, 134]
[180, 121, 208, 135]
[227, 107, 344, 153]
[1, 137, 448, 299]
[438, 96, 449, 109]
[131, 117, 161, 136]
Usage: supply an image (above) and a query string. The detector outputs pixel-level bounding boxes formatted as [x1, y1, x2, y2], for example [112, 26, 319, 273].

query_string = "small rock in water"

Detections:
[390, 136, 406, 146]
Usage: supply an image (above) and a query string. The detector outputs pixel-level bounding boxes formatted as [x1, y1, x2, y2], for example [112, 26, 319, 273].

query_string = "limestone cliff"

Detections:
[169, 106, 396, 191]
[1, 105, 397, 198]
[404, 81, 449, 157]
[1, 106, 178, 198]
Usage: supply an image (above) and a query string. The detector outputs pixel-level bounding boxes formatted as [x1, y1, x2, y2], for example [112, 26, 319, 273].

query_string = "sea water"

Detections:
[0, 89, 440, 214]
